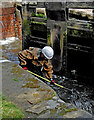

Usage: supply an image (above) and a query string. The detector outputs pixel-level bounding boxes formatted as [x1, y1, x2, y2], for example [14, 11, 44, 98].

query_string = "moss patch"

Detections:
[23, 19, 31, 36]
[38, 88, 46, 91]
[11, 67, 25, 77]
[50, 109, 57, 116]
[33, 93, 39, 97]
[44, 91, 54, 101]
[52, 92, 56, 97]
[58, 107, 77, 116]
[31, 21, 46, 25]
[58, 104, 77, 116]
[22, 82, 40, 88]
[11, 67, 22, 74]
[22, 78, 40, 88]
[13, 79, 19, 82]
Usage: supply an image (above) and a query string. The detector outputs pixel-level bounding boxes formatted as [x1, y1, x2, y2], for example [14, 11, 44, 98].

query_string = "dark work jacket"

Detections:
[18, 47, 53, 79]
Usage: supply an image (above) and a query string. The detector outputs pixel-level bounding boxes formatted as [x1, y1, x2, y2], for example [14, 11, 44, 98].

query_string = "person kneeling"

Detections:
[18, 46, 55, 84]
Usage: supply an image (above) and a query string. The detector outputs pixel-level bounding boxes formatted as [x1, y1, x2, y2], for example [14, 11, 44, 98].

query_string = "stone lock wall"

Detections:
[15, 7, 22, 40]
[0, 4, 22, 40]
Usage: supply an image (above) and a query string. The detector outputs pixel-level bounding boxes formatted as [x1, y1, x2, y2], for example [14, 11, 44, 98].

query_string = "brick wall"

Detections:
[0, 6, 22, 40]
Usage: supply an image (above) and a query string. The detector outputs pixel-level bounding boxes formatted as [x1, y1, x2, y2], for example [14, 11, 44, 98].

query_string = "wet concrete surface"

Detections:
[1, 60, 93, 118]
[1, 61, 54, 117]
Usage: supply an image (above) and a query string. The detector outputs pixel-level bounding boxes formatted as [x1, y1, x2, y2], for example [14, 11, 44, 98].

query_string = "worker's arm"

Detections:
[18, 47, 34, 69]
[43, 60, 53, 79]
[43, 60, 55, 84]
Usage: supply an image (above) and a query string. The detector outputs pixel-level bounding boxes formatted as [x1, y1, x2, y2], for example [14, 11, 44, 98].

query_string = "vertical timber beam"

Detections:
[46, 2, 67, 74]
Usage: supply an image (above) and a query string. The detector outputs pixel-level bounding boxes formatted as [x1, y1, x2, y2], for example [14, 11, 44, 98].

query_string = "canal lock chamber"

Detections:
[22, 2, 94, 86]
[20, 2, 94, 116]
[67, 29, 94, 85]
[67, 9, 94, 85]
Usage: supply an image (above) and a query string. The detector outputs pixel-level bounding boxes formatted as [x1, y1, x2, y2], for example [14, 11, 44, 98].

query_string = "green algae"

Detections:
[44, 91, 56, 101]
[52, 92, 56, 97]
[22, 82, 40, 88]
[37, 88, 55, 102]
[31, 21, 46, 25]
[38, 88, 51, 93]
[13, 79, 19, 82]
[11, 67, 25, 78]
[58, 107, 77, 116]
[58, 104, 77, 116]
[35, 88, 54, 101]
[50, 109, 57, 116]
[28, 78, 38, 83]
[44, 92, 54, 101]
[12, 64, 18, 67]
[38, 88, 46, 91]
[33, 93, 39, 97]
[50, 103, 77, 117]
[23, 19, 31, 36]
[22, 77, 40, 88]
[35, 98, 42, 104]
[11, 67, 24, 74]
[47, 34, 51, 46]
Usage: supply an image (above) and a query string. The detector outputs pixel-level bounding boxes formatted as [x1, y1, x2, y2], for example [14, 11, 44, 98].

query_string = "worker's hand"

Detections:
[23, 67, 27, 70]
[50, 78, 55, 84]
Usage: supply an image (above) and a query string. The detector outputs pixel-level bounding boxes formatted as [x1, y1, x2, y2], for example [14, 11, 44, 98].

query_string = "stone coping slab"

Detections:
[1, 60, 93, 118]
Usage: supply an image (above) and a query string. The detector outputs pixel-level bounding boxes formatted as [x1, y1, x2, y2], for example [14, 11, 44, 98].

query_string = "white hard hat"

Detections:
[42, 46, 54, 59]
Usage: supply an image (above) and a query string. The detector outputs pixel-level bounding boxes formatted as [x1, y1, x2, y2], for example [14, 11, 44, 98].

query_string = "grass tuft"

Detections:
[13, 79, 19, 82]
[0, 95, 24, 118]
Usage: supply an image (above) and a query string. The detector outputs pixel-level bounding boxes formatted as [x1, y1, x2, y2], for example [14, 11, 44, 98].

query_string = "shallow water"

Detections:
[51, 75, 94, 116]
